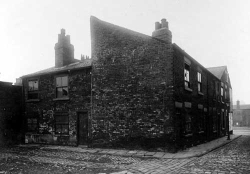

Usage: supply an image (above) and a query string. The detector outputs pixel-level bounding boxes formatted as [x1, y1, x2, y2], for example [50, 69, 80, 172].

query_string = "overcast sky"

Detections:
[0, 0, 249, 104]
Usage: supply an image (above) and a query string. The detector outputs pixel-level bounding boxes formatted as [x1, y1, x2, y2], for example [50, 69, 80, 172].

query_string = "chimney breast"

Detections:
[54, 29, 75, 68]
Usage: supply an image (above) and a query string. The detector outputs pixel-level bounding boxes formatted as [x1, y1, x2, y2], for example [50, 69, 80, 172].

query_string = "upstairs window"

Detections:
[221, 82, 224, 101]
[225, 84, 228, 99]
[197, 72, 202, 92]
[28, 79, 39, 100]
[184, 63, 190, 88]
[56, 76, 69, 98]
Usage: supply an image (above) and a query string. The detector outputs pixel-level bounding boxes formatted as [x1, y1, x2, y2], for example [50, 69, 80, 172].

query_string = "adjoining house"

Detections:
[0, 81, 22, 145]
[21, 16, 232, 151]
[233, 100, 250, 127]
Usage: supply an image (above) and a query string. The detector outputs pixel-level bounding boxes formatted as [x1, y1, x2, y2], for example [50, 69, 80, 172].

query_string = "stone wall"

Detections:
[173, 44, 228, 148]
[90, 17, 175, 150]
[23, 68, 91, 146]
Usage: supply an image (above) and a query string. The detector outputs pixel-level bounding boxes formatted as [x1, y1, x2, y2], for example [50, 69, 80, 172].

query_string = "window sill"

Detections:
[198, 131, 204, 134]
[185, 87, 193, 92]
[54, 134, 70, 136]
[26, 99, 40, 102]
[184, 133, 193, 137]
[198, 92, 204, 96]
[53, 97, 70, 101]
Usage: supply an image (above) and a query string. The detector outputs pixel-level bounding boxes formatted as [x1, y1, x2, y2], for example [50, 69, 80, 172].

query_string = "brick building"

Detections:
[21, 16, 232, 151]
[0, 81, 22, 146]
[233, 101, 250, 127]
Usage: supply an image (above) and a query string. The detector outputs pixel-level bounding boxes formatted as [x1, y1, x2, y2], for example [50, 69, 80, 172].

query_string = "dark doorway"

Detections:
[77, 112, 88, 145]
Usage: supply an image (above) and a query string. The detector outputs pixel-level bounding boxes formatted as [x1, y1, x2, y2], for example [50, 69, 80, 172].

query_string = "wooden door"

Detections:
[78, 112, 88, 145]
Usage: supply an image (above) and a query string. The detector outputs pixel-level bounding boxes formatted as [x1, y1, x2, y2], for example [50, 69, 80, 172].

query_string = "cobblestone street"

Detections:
[172, 135, 250, 174]
[0, 135, 250, 173]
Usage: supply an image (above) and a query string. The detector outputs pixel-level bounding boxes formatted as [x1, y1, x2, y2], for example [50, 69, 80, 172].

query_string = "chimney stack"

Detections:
[152, 18, 172, 43]
[237, 100, 240, 109]
[54, 29, 75, 68]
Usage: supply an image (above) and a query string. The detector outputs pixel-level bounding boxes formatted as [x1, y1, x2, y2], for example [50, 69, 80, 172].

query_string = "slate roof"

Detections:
[207, 66, 227, 79]
[233, 105, 250, 110]
[21, 59, 92, 78]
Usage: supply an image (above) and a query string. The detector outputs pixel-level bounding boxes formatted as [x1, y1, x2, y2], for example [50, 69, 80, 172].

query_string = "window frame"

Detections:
[197, 72, 202, 92]
[54, 112, 69, 135]
[184, 63, 191, 89]
[55, 75, 69, 99]
[26, 111, 39, 132]
[221, 82, 224, 102]
[27, 79, 39, 100]
[198, 105, 205, 132]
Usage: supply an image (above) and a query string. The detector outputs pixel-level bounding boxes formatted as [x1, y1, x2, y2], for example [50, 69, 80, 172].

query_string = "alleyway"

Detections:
[0, 135, 250, 173]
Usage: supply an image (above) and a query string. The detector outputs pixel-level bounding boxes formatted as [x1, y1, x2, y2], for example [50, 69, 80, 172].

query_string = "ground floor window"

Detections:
[184, 109, 192, 134]
[198, 106, 205, 132]
[212, 108, 217, 132]
[27, 118, 38, 132]
[222, 110, 226, 129]
[27, 111, 39, 132]
[54, 112, 69, 135]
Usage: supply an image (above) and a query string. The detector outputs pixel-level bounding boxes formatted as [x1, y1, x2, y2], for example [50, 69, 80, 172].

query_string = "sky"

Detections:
[0, 0, 250, 104]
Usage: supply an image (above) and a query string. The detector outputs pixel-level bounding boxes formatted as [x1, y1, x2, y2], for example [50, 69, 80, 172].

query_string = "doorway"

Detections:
[77, 112, 88, 145]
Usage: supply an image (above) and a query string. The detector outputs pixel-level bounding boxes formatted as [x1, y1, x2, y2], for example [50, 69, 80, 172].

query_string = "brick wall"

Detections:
[90, 16, 176, 150]
[23, 68, 91, 145]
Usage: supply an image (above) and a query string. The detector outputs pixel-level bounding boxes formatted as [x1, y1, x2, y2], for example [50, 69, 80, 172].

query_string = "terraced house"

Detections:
[21, 16, 232, 151]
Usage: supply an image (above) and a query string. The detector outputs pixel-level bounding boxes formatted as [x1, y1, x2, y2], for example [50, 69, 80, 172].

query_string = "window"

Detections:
[221, 82, 224, 101]
[222, 110, 225, 129]
[184, 111, 192, 134]
[184, 63, 190, 88]
[212, 108, 217, 132]
[55, 112, 69, 135]
[225, 84, 227, 99]
[198, 109, 205, 132]
[27, 111, 39, 132]
[28, 80, 39, 100]
[56, 76, 68, 98]
[197, 72, 202, 92]
[27, 118, 38, 132]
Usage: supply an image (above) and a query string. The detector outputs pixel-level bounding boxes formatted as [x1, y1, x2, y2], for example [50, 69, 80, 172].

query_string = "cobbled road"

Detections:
[172, 135, 250, 174]
[0, 136, 250, 174]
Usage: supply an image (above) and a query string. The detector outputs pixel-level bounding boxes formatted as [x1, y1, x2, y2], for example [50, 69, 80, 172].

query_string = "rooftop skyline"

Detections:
[1, 0, 249, 103]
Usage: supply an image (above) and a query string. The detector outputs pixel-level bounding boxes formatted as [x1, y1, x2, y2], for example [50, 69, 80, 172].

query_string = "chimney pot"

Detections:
[161, 18, 168, 29]
[237, 100, 240, 109]
[61, 29, 65, 35]
[155, 22, 161, 30]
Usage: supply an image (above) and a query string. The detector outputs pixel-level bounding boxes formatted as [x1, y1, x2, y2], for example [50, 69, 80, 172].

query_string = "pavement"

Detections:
[21, 134, 241, 159]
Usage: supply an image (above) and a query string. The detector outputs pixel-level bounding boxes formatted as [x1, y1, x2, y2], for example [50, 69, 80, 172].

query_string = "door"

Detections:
[78, 112, 88, 145]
